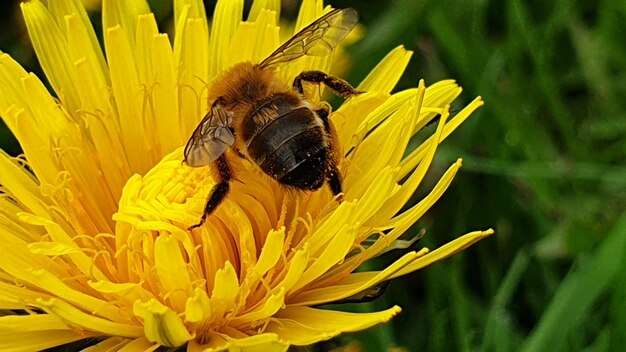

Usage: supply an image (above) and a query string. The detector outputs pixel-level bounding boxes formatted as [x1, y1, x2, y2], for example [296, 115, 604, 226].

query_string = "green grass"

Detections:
[333, 0, 626, 350]
[1, 0, 625, 351]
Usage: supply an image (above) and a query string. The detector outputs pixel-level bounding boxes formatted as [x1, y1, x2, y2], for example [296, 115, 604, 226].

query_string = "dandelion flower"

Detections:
[0, 0, 492, 351]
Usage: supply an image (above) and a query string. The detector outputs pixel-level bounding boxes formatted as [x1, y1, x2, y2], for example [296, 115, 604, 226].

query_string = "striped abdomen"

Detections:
[242, 93, 328, 190]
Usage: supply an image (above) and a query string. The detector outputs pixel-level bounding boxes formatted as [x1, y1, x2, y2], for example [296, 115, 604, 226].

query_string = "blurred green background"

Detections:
[2, 0, 626, 351]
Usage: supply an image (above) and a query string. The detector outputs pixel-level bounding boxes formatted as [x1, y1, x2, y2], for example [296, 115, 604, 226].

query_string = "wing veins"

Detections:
[258, 8, 358, 68]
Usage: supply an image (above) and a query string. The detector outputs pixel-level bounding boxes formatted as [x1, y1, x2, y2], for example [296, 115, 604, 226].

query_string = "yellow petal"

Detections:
[133, 298, 193, 347]
[19, 213, 107, 281]
[0, 330, 97, 352]
[105, 25, 153, 174]
[357, 46, 413, 93]
[227, 10, 279, 64]
[81, 337, 132, 352]
[275, 245, 309, 293]
[211, 261, 240, 320]
[254, 227, 285, 276]
[291, 224, 358, 293]
[28, 241, 82, 256]
[0, 281, 53, 310]
[366, 160, 463, 257]
[265, 306, 402, 345]
[155, 235, 192, 312]
[150, 34, 183, 152]
[324, 160, 463, 279]
[187, 332, 288, 352]
[374, 87, 447, 221]
[290, 251, 423, 306]
[344, 113, 406, 199]
[88, 280, 154, 304]
[185, 287, 212, 323]
[250, 9, 280, 63]
[285, 0, 325, 77]
[118, 337, 160, 352]
[293, 0, 323, 33]
[0, 239, 123, 321]
[231, 287, 286, 325]
[38, 298, 143, 337]
[0, 58, 66, 187]
[65, 14, 110, 97]
[399, 97, 484, 178]
[135, 14, 160, 85]
[102, 0, 151, 40]
[331, 91, 389, 150]
[249, 0, 281, 22]
[209, 0, 244, 77]
[348, 166, 398, 224]
[174, 0, 208, 23]
[0, 314, 70, 332]
[172, 8, 210, 137]
[225, 333, 288, 352]
[49, 0, 109, 80]
[389, 229, 494, 278]
[21, 0, 81, 114]
[0, 150, 51, 219]
[352, 88, 417, 146]
[307, 201, 355, 250]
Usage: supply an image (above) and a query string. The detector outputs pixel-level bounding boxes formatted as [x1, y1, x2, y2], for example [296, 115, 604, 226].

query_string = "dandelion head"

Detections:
[0, 0, 492, 350]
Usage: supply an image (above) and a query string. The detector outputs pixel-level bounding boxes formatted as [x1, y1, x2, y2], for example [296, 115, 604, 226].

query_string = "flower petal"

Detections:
[289, 250, 425, 306]
[81, 337, 133, 352]
[227, 9, 279, 65]
[185, 287, 212, 323]
[174, 0, 208, 24]
[187, 332, 288, 352]
[389, 229, 494, 278]
[173, 10, 210, 138]
[102, 0, 151, 40]
[21, 0, 81, 114]
[265, 306, 401, 345]
[249, 0, 281, 22]
[137, 16, 183, 153]
[117, 337, 160, 352]
[39, 297, 143, 337]
[155, 235, 192, 312]
[105, 25, 154, 174]
[49, 0, 109, 81]
[211, 260, 240, 320]
[291, 223, 358, 293]
[209, 0, 244, 77]
[133, 298, 193, 347]
[398, 96, 484, 178]
[357, 45, 413, 93]
[0, 151, 51, 220]
[0, 314, 71, 332]
[0, 330, 97, 351]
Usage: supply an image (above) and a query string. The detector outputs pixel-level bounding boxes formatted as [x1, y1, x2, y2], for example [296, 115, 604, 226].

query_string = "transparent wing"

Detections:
[184, 105, 235, 167]
[258, 8, 358, 68]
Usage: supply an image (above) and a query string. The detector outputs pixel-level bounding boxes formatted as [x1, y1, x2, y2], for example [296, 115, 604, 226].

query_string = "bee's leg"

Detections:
[326, 161, 343, 202]
[317, 105, 344, 202]
[293, 71, 363, 99]
[212, 96, 227, 108]
[315, 103, 331, 123]
[188, 154, 232, 230]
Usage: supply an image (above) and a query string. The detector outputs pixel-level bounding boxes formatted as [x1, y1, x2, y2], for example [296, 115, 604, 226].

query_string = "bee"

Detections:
[184, 8, 361, 230]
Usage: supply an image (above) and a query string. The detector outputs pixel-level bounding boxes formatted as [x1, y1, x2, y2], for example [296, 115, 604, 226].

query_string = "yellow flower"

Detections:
[0, 0, 492, 351]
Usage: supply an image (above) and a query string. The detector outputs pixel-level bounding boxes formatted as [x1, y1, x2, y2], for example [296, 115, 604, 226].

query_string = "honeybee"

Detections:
[184, 8, 361, 230]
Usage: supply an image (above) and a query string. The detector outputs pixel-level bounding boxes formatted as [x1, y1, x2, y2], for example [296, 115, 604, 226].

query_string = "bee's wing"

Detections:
[184, 105, 235, 167]
[258, 8, 358, 68]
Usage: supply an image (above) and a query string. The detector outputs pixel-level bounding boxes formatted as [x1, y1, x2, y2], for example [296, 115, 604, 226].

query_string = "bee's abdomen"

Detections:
[247, 106, 327, 190]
